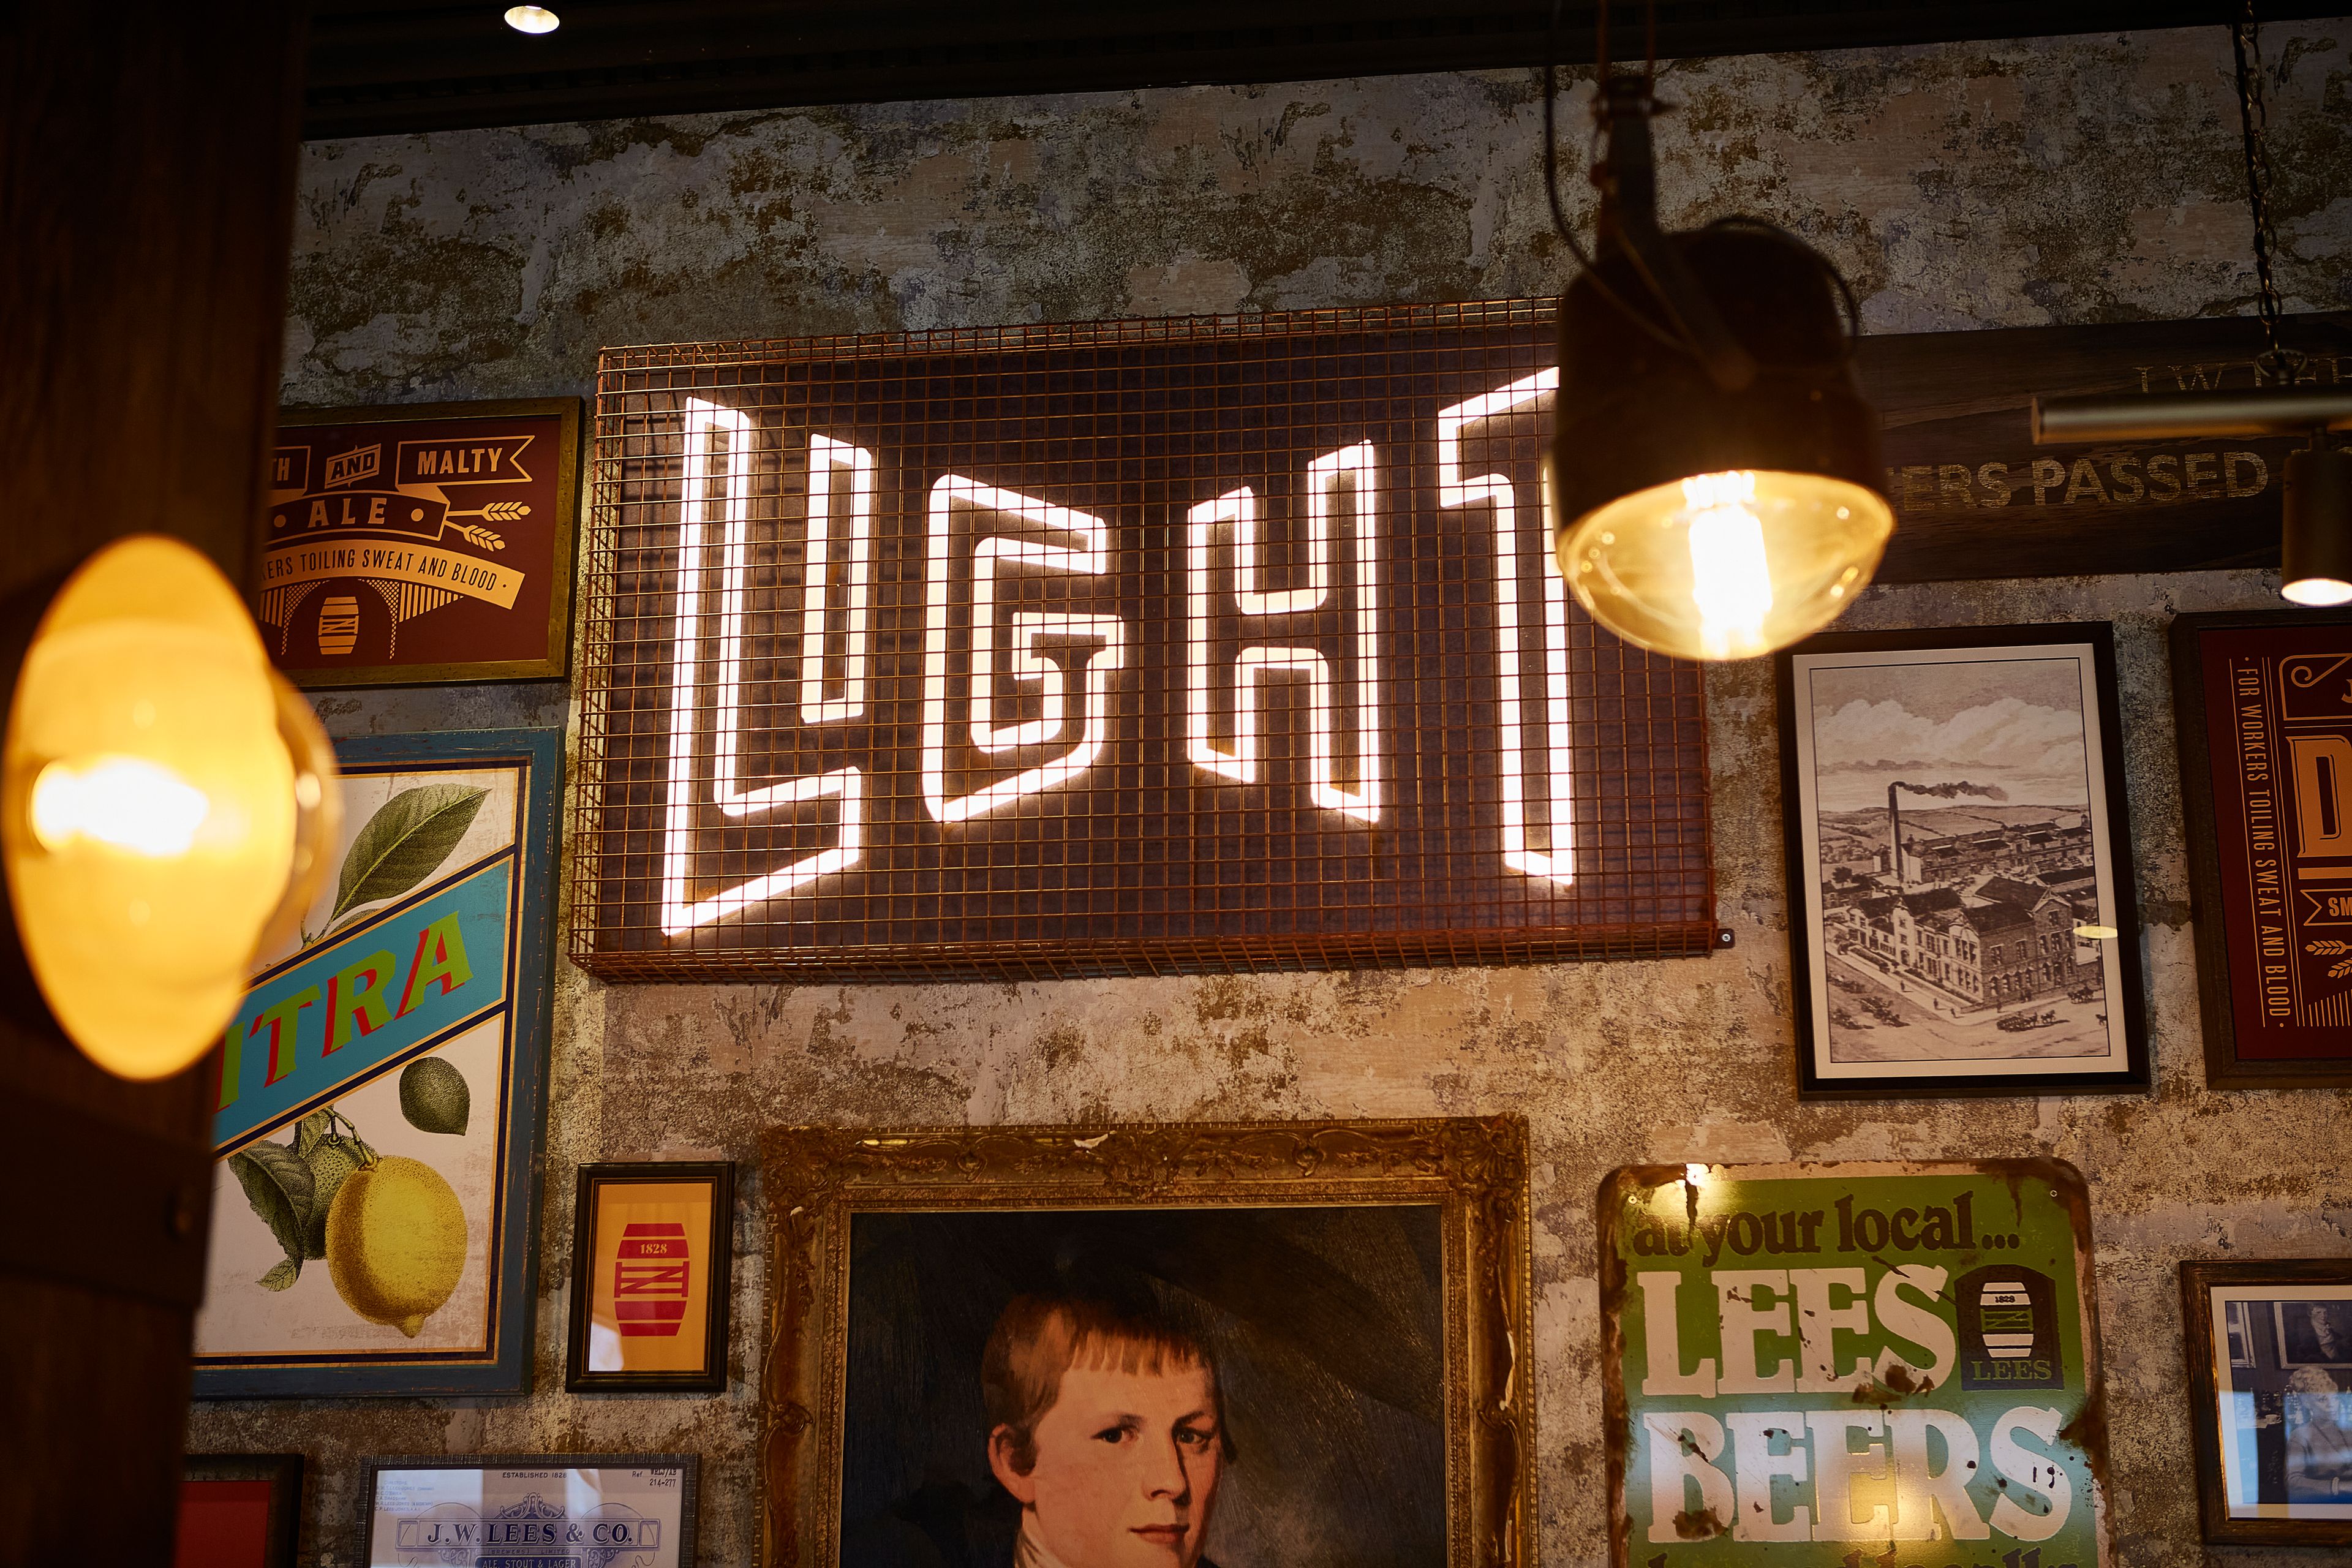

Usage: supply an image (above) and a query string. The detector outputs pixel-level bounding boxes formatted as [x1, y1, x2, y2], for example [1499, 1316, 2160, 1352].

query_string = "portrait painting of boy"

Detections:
[836, 1207, 1445, 1568]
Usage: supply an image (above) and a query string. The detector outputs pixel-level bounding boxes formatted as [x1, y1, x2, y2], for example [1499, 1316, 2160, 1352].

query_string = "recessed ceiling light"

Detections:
[504, 5, 560, 32]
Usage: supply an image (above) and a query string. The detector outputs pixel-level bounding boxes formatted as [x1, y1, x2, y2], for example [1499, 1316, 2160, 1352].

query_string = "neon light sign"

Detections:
[576, 301, 1712, 979]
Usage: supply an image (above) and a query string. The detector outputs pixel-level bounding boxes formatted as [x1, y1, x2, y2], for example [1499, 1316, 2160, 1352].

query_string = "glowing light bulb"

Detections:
[503, 5, 560, 32]
[1557, 469, 1893, 662]
[1, 537, 341, 1080]
[29, 755, 211, 857]
[1685, 1163, 1711, 1188]
[1682, 472, 1774, 660]
[2283, 575, 2352, 607]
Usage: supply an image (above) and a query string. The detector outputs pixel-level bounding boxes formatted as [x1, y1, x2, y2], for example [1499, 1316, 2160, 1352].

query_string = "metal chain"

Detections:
[2230, 0, 2298, 380]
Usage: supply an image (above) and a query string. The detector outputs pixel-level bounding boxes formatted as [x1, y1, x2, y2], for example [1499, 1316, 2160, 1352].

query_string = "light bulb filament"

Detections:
[1683, 470, 1774, 658]
[29, 755, 211, 857]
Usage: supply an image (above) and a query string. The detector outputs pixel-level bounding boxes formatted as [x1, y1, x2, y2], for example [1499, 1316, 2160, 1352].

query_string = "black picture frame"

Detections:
[179, 1453, 304, 1568]
[2180, 1259, 2352, 1546]
[1777, 622, 2150, 1098]
[356, 1453, 701, 1567]
[2170, 609, 2352, 1088]
[566, 1161, 735, 1393]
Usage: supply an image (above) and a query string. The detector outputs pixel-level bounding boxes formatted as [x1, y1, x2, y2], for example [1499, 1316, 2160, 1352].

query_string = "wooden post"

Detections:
[0, 3, 305, 1560]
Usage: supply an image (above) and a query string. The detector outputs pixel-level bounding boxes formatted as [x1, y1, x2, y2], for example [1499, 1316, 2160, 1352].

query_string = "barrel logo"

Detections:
[1957, 1263, 2064, 1389]
[613, 1221, 692, 1337]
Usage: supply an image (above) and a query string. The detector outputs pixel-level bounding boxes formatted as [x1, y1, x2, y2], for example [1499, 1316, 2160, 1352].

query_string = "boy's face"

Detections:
[991, 1359, 1224, 1568]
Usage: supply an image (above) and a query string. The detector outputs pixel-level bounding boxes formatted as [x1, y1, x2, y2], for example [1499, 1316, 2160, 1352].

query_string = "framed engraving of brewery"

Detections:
[567, 1161, 736, 1393]
[1776, 624, 2149, 1099]
[264, 399, 583, 686]
[571, 302, 1714, 982]
[356, 1453, 699, 1568]
[2180, 1259, 2352, 1545]
[2171, 610, 2352, 1088]
[758, 1117, 1532, 1568]
[192, 728, 562, 1398]
[1600, 1159, 2112, 1566]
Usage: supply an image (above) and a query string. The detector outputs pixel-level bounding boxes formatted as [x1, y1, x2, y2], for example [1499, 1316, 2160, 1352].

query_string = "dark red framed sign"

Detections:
[176, 1454, 303, 1568]
[262, 398, 582, 685]
[570, 301, 1716, 980]
[2173, 609, 2352, 1087]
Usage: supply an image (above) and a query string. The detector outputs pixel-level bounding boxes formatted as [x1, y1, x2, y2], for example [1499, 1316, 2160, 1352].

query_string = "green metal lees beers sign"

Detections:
[1600, 1161, 2109, 1567]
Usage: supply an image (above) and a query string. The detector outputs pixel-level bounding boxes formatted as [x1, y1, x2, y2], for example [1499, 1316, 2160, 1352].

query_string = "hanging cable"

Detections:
[1541, 0, 1692, 355]
[2230, 0, 2299, 380]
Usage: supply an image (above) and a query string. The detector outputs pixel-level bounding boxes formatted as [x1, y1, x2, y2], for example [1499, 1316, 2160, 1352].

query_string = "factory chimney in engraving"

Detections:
[1888, 782, 1905, 889]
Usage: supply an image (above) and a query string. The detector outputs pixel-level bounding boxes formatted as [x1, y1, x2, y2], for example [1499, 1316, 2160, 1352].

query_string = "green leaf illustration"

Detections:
[294, 1109, 330, 1161]
[228, 1140, 315, 1275]
[328, 783, 490, 928]
[258, 1258, 301, 1291]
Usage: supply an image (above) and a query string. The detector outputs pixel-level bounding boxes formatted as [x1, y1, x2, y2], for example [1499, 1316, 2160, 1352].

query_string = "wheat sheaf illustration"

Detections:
[445, 500, 529, 551]
[2305, 939, 2352, 979]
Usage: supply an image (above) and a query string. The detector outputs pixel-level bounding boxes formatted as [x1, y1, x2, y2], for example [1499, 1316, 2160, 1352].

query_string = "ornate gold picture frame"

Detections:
[760, 1117, 1533, 1568]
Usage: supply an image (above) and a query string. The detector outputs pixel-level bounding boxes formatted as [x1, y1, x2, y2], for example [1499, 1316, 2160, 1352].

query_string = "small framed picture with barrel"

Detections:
[566, 1162, 736, 1393]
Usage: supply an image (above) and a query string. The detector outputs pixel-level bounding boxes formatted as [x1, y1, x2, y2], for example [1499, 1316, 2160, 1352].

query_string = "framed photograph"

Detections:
[176, 1454, 303, 1568]
[1600, 1159, 2111, 1564]
[758, 1117, 1532, 1568]
[357, 1453, 699, 1567]
[262, 398, 582, 687]
[567, 1161, 736, 1392]
[1777, 623, 2150, 1098]
[2171, 610, 2352, 1087]
[193, 729, 563, 1397]
[2182, 1259, 2352, 1545]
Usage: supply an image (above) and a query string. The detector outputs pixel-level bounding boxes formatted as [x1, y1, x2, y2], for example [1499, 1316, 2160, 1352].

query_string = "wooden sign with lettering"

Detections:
[2173, 610, 2352, 1088]
[262, 399, 582, 685]
[1862, 312, 2352, 582]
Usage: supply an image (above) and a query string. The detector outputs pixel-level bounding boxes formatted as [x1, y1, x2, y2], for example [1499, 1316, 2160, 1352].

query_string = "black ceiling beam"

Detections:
[304, 1, 2340, 140]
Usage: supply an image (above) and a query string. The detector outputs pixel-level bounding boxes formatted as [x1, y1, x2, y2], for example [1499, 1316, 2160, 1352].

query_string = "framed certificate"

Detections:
[566, 1162, 734, 1392]
[356, 1455, 698, 1567]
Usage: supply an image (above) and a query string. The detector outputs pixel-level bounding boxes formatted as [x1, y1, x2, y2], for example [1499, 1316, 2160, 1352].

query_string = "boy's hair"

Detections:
[982, 1293, 1234, 1475]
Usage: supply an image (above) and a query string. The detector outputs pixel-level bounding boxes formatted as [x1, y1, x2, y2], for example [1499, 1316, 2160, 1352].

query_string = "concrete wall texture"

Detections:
[189, 20, 2352, 1566]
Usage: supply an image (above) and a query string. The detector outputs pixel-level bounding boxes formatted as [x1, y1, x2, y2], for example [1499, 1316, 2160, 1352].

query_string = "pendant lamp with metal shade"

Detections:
[2027, 1, 2352, 595]
[1544, 52, 1893, 663]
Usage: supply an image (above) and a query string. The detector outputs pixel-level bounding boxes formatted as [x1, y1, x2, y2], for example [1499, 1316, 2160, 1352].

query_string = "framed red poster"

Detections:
[2173, 610, 2352, 1087]
[176, 1455, 302, 1568]
[262, 398, 581, 685]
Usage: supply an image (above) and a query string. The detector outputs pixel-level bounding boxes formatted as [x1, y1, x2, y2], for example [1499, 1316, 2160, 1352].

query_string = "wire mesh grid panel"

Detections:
[572, 300, 1713, 981]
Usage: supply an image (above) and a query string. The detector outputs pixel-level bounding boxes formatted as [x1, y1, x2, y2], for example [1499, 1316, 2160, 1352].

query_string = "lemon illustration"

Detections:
[399, 1056, 470, 1135]
[325, 1156, 467, 1337]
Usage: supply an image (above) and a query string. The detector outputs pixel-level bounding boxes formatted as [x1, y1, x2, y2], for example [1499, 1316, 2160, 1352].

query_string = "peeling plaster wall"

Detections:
[191, 22, 2352, 1567]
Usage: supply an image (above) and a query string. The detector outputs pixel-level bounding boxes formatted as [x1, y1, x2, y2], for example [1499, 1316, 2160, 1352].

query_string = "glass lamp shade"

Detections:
[1549, 219, 1890, 661]
[1553, 467, 1894, 662]
[0, 536, 340, 1080]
